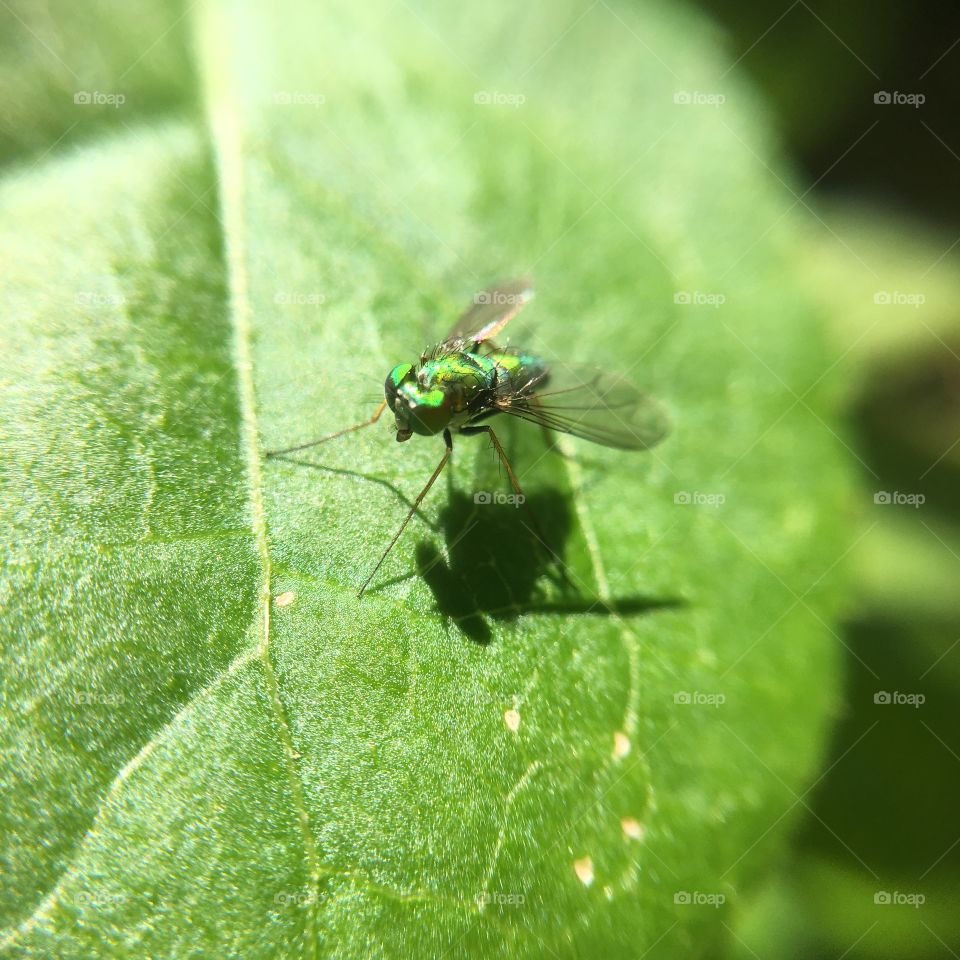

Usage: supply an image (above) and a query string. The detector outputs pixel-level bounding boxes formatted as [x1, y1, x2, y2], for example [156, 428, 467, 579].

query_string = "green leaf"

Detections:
[797, 201, 960, 379]
[1, 0, 850, 956]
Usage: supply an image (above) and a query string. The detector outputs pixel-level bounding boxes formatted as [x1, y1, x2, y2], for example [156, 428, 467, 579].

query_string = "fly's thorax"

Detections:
[421, 352, 495, 407]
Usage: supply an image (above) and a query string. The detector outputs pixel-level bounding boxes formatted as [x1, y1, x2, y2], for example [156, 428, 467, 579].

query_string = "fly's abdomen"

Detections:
[486, 350, 549, 397]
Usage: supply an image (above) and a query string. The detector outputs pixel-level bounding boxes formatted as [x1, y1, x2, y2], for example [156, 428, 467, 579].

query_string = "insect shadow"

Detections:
[270, 454, 440, 533]
[414, 488, 680, 644]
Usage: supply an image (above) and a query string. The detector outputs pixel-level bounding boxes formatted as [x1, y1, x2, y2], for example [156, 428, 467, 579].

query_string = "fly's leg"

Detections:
[460, 423, 557, 562]
[358, 428, 454, 597]
[265, 400, 387, 457]
[461, 424, 525, 498]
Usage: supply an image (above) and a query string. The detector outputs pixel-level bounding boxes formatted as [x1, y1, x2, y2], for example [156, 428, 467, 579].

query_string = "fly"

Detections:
[266, 279, 670, 596]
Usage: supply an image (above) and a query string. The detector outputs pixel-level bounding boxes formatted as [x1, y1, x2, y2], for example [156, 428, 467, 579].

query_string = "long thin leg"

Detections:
[474, 425, 525, 498]
[358, 428, 454, 597]
[266, 400, 387, 457]
[461, 424, 554, 554]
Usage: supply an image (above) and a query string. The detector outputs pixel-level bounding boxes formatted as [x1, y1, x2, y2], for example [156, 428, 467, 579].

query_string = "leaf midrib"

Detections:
[202, 66, 325, 959]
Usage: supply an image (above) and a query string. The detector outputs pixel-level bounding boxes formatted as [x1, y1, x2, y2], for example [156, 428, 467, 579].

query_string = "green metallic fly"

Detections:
[266, 279, 669, 595]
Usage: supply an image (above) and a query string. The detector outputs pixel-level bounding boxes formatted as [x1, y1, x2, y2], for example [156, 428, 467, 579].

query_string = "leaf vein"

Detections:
[204, 66, 324, 958]
[0, 646, 261, 950]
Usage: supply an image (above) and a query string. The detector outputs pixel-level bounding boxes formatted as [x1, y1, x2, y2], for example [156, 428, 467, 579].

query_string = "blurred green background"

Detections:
[694, 1, 960, 957]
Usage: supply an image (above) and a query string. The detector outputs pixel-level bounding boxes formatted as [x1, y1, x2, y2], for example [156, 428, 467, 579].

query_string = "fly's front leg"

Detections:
[358, 428, 454, 597]
[266, 400, 387, 457]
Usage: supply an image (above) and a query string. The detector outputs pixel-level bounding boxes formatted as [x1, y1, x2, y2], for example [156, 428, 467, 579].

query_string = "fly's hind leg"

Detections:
[459, 423, 558, 564]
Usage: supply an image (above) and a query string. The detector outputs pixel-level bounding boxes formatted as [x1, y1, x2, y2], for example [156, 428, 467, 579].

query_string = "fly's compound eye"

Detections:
[405, 388, 450, 436]
[384, 362, 415, 411]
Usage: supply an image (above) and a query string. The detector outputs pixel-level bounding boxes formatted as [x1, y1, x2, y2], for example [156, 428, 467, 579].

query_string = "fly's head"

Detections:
[384, 362, 451, 441]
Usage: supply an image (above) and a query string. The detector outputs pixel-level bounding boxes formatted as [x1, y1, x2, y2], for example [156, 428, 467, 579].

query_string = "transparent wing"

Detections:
[496, 364, 670, 451]
[441, 278, 534, 348]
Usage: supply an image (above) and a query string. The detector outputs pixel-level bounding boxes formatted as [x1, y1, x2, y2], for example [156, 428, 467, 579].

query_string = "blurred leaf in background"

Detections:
[694, 3, 960, 958]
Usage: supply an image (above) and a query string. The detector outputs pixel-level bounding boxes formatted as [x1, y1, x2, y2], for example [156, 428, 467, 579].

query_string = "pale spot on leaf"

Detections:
[574, 856, 594, 886]
[504, 708, 521, 732]
[274, 591, 295, 607]
[621, 817, 645, 841]
[696, 647, 717, 667]
[613, 731, 630, 759]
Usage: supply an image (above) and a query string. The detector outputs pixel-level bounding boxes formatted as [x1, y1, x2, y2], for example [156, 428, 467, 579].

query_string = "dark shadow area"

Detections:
[852, 342, 960, 522]
[697, 0, 960, 230]
[414, 489, 682, 644]
[800, 615, 960, 876]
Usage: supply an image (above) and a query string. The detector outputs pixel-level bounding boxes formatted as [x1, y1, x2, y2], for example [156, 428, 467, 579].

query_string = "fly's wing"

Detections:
[497, 364, 670, 451]
[440, 278, 534, 350]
